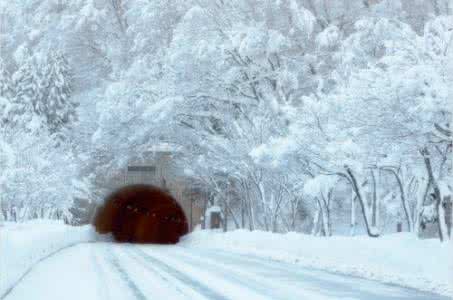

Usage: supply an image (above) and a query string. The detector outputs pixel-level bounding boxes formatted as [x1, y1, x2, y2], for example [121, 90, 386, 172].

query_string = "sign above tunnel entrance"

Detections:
[126, 165, 157, 185]
[127, 166, 156, 172]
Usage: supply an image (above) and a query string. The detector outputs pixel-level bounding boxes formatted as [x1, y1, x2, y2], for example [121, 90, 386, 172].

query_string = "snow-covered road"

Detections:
[3, 243, 449, 300]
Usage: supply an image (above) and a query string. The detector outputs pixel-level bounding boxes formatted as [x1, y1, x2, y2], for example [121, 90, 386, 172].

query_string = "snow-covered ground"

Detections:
[1, 222, 451, 299]
[181, 229, 453, 297]
[3, 242, 449, 300]
[0, 220, 95, 298]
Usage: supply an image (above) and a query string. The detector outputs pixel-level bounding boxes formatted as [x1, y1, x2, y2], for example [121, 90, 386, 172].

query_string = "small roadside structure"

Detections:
[204, 205, 222, 229]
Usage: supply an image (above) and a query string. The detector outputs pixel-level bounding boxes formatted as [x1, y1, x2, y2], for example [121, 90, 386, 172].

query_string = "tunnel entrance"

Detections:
[94, 184, 189, 244]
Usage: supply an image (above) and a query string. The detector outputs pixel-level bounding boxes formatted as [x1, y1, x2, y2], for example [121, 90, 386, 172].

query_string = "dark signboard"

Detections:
[127, 166, 156, 173]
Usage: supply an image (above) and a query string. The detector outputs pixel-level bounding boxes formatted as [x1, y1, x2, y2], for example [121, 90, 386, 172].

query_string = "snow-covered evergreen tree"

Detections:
[10, 54, 44, 132]
[40, 52, 77, 134]
[0, 59, 15, 124]
[0, 59, 14, 99]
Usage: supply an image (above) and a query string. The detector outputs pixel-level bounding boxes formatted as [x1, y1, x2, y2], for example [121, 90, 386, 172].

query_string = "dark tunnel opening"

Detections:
[93, 184, 189, 244]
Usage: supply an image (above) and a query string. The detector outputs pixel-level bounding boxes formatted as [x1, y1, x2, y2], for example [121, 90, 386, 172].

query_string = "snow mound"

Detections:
[181, 230, 453, 297]
[0, 220, 95, 297]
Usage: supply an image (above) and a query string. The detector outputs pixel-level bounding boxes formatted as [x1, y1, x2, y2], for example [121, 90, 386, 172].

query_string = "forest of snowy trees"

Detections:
[0, 0, 452, 241]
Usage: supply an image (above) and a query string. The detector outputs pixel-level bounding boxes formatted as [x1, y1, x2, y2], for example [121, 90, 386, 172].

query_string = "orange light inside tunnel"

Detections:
[93, 184, 189, 244]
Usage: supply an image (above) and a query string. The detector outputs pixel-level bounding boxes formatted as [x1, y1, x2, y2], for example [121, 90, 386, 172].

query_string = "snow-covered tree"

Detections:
[40, 51, 77, 134]
[0, 59, 14, 99]
[0, 59, 14, 124]
[1, 0, 451, 239]
[10, 53, 44, 132]
[254, 15, 452, 239]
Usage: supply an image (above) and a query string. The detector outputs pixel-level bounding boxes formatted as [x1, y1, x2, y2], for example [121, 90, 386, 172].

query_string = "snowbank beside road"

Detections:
[181, 230, 453, 297]
[0, 220, 95, 298]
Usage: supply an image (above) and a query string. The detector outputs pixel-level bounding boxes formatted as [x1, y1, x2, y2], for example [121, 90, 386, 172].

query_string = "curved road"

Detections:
[4, 243, 449, 300]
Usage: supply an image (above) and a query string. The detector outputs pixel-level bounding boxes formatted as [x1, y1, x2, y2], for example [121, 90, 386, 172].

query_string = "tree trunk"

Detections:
[272, 191, 285, 233]
[414, 177, 431, 236]
[320, 194, 331, 236]
[350, 192, 357, 236]
[222, 206, 228, 232]
[241, 193, 245, 228]
[450, 198, 453, 238]
[376, 169, 381, 229]
[0, 199, 3, 226]
[384, 168, 413, 231]
[345, 166, 380, 237]
[227, 203, 240, 229]
[421, 147, 448, 241]
[311, 202, 321, 235]
[291, 198, 298, 231]
[278, 211, 291, 232]
[248, 192, 255, 231]
[371, 170, 377, 227]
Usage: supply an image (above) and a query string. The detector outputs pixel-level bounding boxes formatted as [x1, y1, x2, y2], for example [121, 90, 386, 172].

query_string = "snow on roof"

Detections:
[206, 205, 221, 213]
[147, 142, 182, 153]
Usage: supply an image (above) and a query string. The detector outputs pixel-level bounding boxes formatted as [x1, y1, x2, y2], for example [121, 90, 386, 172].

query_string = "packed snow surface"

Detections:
[1, 222, 451, 299]
[0, 220, 95, 298]
[3, 242, 450, 300]
[181, 229, 453, 297]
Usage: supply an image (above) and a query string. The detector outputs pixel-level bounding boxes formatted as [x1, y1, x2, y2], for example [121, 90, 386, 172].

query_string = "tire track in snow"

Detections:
[149, 248, 313, 300]
[89, 246, 111, 300]
[105, 248, 148, 300]
[177, 247, 330, 283]
[130, 247, 229, 300]
[176, 247, 449, 300]
[122, 248, 196, 299]
[172, 248, 362, 299]
[1, 242, 93, 300]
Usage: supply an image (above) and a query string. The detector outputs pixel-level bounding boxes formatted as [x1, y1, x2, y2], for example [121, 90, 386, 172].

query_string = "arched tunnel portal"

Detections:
[94, 184, 189, 244]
